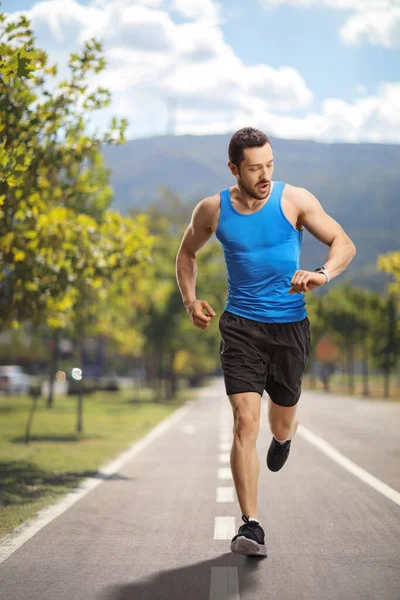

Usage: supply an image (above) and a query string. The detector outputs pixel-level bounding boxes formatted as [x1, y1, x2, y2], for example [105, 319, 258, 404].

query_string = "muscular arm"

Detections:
[298, 187, 356, 281]
[176, 198, 214, 307]
[289, 187, 356, 294]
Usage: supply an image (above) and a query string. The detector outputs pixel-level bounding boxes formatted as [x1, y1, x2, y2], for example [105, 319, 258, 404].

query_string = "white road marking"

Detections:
[218, 452, 230, 464]
[298, 424, 400, 507]
[219, 441, 231, 452]
[217, 487, 235, 503]
[214, 516, 236, 539]
[218, 467, 233, 480]
[210, 567, 239, 600]
[180, 424, 196, 434]
[0, 404, 191, 564]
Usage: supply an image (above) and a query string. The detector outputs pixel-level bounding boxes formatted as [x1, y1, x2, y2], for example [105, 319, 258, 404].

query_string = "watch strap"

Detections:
[314, 267, 330, 283]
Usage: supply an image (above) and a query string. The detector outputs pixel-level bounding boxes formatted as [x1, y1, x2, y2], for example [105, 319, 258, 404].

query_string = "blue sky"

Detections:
[2, 0, 400, 143]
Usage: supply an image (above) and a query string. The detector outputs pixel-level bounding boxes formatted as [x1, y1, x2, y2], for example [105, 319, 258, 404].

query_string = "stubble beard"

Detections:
[237, 177, 269, 202]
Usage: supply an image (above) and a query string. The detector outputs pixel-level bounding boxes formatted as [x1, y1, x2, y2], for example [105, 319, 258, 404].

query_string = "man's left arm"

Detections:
[289, 188, 356, 294]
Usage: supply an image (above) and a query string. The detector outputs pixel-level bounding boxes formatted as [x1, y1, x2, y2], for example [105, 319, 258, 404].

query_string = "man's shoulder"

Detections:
[197, 192, 222, 217]
[283, 182, 306, 198]
[202, 192, 222, 207]
[283, 183, 313, 207]
[197, 191, 229, 233]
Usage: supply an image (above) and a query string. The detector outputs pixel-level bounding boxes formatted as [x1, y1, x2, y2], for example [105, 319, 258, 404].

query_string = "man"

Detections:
[175, 127, 356, 557]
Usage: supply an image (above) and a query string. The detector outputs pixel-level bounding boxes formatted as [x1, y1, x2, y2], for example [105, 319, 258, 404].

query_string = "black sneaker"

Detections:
[267, 437, 292, 472]
[230, 515, 267, 557]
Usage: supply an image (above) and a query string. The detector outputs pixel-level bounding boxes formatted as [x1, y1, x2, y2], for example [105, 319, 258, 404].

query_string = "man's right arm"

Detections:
[176, 198, 216, 328]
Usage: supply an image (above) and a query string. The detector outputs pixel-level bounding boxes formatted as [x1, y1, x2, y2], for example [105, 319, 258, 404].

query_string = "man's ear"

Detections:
[228, 161, 238, 176]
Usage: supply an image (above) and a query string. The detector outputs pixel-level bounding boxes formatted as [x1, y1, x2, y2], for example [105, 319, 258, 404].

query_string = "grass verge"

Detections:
[0, 384, 195, 537]
[303, 372, 400, 401]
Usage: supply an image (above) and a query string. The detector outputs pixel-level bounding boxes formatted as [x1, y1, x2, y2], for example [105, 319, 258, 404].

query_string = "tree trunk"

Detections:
[362, 336, 369, 397]
[76, 338, 84, 434]
[321, 363, 330, 393]
[47, 328, 61, 408]
[77, 391, 83, 434]
[347, 346, 354, 394]
[155, 346, 165, 402]
[25, 390, 40, 444]
[166, 351, 177, 400]
[383, 370, 390, 399]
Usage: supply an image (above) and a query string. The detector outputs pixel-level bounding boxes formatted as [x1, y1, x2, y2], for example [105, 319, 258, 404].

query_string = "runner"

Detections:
[175, 127, 356, 556]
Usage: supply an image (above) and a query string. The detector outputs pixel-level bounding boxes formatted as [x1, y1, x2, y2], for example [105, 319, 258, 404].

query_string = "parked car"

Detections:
[98, 372, 120, 392]
[0, 365, 34, 395]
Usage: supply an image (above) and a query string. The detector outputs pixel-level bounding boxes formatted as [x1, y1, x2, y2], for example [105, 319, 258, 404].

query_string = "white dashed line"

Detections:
[218, 467, 233, 480]
[217, 487, 235, 503]
[214, 516, 236, 539]
[210, 567, 239, 600]
[219, 441, 231, 452]
[218, 452, 230, 464]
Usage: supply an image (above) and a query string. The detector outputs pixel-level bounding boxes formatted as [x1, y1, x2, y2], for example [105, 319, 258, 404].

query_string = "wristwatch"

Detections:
[314, 267, 330, 283]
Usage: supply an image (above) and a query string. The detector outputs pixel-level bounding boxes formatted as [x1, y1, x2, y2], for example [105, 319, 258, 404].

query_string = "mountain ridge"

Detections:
[103, 133, 400, 292]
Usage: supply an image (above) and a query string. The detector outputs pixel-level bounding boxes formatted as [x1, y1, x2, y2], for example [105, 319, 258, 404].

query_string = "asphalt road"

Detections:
[0, 378, 399, 600]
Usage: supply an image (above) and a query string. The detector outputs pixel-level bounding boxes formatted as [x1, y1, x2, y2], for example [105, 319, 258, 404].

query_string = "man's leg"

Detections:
[267, 395, 299, 443]
[228, 391, 261, 519]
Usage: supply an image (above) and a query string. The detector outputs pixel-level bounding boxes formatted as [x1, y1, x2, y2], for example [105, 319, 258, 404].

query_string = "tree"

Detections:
[370, 295, 400, 398]
[378, 251, 400, 295]
[129, 197, 227, 401]
[305, 294, 327, 389]
[323, 284, 365, 394]
[0, 9, 128, 329]
[377, 251, 400, 396]
[1, 9, 157, 427]
[331, 286, 381, 397]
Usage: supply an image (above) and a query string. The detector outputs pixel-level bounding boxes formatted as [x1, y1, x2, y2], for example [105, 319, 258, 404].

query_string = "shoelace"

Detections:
[274, 439, 290, 454]
[241, 515, 259, 528]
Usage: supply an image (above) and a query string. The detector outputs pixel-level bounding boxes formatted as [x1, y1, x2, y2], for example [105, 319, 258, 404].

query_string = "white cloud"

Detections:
[340, 7, 400, 47]
[259, 1, 397, 10]
[176, 82, 400, 143]
[170, 0, 221, 25]
[323, 83, 400, 139]
[259, 0, 400, 47]
[5, 0, 400, 142]
[6, 0, 313, 126]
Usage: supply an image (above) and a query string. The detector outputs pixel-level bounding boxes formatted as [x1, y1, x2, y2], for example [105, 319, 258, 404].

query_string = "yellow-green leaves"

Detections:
[0, 7, 141, 333]
[378, 251, 400, 295]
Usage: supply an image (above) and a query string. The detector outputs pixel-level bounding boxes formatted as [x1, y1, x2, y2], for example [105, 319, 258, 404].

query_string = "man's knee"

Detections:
[233, 406, 260, 439]
[270, 420, 293, 442]
[229, 392, 261, 440]
[232, 410, 260, 440]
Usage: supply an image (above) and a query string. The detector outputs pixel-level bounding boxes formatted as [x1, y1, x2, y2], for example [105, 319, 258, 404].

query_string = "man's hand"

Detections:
[289, 270, 327, 294]
[185, 299, 216, 330]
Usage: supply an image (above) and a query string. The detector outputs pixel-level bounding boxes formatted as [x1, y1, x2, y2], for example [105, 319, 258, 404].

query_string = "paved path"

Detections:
[1, 378, 399, 600]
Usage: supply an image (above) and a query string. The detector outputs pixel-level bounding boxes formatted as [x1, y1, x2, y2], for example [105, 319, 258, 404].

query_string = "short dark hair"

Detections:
[228, 127, 271, 168]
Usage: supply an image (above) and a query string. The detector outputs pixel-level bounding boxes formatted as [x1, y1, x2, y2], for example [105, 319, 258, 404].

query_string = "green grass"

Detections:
[303, 372, 400, 401]
[0, 384, 195, 537]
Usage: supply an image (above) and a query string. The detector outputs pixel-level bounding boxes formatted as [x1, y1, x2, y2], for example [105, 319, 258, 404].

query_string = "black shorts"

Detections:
[219, 311, 310, 407]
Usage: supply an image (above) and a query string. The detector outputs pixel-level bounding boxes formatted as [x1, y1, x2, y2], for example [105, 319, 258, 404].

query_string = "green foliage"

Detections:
[0, 8, 154, 337]
[370, 295, 400, 374]
[378, 251, 400, 296]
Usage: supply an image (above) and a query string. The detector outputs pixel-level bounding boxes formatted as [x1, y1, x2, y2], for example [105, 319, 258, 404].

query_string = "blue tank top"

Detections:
[215, 181, 307, 323]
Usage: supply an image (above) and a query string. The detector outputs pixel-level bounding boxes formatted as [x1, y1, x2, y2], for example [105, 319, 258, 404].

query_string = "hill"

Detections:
[103, 134, 400, 292]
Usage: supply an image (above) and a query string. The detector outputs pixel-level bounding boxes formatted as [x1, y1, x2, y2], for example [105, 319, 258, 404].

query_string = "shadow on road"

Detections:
[11, 434, 105, 443]
[99, 553, 266, 600]
[0, 461, 133, 506]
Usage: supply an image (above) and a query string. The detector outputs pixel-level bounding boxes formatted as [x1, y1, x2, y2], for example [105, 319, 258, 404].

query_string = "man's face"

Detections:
[229, 143, 274, 200]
